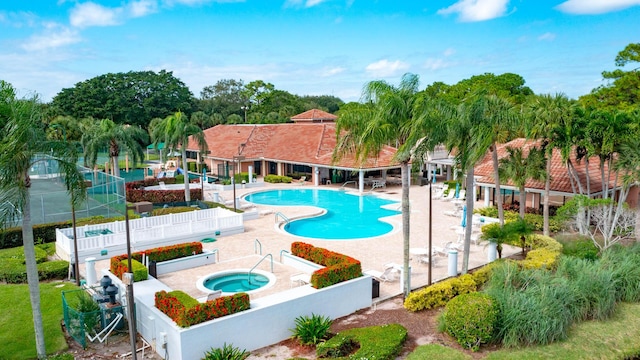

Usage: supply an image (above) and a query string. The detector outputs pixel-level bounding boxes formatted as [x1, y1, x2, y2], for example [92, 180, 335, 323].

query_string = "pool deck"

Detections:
[83, 181, 519, 302]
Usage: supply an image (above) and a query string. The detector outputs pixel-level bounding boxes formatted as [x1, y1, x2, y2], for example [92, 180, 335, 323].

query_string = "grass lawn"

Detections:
[0, 281, 80, 359]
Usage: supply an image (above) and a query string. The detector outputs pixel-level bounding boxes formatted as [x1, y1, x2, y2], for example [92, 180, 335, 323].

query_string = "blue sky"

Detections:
[1, 0, 639, 103]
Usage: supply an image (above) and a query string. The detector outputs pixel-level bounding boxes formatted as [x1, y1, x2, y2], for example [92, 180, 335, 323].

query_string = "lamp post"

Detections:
[241, 105, 248, 123]
[428, 175, 433, 285]
[124, 203, 138, 360]
[231, 155, 245, 212]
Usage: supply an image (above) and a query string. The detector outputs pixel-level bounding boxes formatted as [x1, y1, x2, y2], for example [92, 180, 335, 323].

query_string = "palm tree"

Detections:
[0, 85, 86, 359]
[472, 93, 520, 226]
[498, 146, 547, 219]
[526, 93, 573, 236]
[82, 119, 148, 178]
[333, 73, 420, 298]
[151, 111, 208, 203]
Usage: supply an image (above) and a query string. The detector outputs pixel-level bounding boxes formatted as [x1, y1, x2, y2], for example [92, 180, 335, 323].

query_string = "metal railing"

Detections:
[254, 239, 262, 255]
[248, 253, 273, 284]
[274, 212, 290, 228]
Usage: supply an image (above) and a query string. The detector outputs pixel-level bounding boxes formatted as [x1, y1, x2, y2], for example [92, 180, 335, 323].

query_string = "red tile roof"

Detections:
[290, 109, 337, 123]
[187, 123, 399, 170]
[474, 138, 618, 195]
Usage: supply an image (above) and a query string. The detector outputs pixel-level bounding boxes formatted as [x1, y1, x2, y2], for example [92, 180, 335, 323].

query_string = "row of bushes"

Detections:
[0, 259, 69, 283]
[110, 242, 203, 280]
[264, 175, 292, 183]
[404, 234, 562, 313]
[155, 290, 250, 327]
[291, 242, 362, 289]
[475, 206, 562, 233]
[437, 241, 640, 351]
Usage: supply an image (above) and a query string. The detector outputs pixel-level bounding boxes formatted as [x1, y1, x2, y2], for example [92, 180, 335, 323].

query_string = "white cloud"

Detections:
[437, 0, 510, 22]
[538, 32, 556, 41]
[70, 2, 122, 28]
[365, 59, 410, 77]
[443, 47, 456, 57]
[423, 58, 454, 71]
[283, 0, 327, 8]
[321, 66, 346, 77]
[21, 26, 81, 51]
[128, 0, 159, 18]
[555, 0, 640, 14]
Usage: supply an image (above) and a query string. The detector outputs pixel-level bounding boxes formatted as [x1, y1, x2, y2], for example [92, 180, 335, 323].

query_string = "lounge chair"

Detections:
[364, 264, 399, 282]
[290, 273, 311, 287]
[295, 176, 307, 185]
[206, 290, 222, 301]
[442, 191, 456, 201]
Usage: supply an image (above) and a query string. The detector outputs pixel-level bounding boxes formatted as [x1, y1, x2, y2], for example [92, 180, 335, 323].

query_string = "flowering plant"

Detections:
[155, 290, 250, 327]
[291, 242, 362, 289]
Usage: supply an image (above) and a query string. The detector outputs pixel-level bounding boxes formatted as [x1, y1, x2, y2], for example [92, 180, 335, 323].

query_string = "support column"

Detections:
[314, 166, 319, 186]
[358, 170, 364, 193]
[484, 187, 490, 207]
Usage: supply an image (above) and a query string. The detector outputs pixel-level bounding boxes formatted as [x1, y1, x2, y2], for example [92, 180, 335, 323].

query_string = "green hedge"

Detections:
[155, 290, 250, 327]
[404, 274, 478, 312]
[0, 259, 69, 283]
[264, 175, 292, 183]
[291, 242, 362, 289]
[110, 242, 202, 280]
[317, 324, 407, 360]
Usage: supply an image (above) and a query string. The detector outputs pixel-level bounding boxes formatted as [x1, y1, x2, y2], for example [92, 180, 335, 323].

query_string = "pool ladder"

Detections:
[340, 181, 357, 190]
[275, 212, 290, 229]
[248, 253, 273, 284]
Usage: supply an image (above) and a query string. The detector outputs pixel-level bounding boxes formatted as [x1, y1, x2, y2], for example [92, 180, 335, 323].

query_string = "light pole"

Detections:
[428, 175, 433, 285]
[124, 203, 138, 360]
[241, 105, 248, 123]
[231, 155, 245, 211]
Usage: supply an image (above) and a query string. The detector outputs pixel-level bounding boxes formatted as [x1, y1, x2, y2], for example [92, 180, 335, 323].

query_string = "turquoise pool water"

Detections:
[244, 189, 400, 240]
[202, 272, 270, 292]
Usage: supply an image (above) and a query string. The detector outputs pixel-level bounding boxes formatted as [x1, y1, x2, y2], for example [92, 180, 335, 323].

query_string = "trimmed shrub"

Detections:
[520, 248, 561, 270]
[404, 274, 477, 312]
[439, 292, 498, 351]
[316, 334, 359, 358]
[290, 313, 332, 345]
[203, 343, 249, 360]
[38, 260, 70, 281]
[264, 174, 292, 183]
[154, 290, 250, 327]
[291, 242, 362, 289]
[317, 324, 407, 360]
[110, 242, 203, 279]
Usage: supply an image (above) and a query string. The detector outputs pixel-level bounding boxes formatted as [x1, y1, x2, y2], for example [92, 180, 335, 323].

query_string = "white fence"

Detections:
[55, 208, 244, 263]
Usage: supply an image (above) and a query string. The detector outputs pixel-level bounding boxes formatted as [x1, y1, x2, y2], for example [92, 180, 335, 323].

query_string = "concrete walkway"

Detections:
[84, 181, 519, 302]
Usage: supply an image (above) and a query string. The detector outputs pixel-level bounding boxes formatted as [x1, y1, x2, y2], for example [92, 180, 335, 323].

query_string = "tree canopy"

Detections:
[580, 43, 640, 111]
[51, 70, 194, 128]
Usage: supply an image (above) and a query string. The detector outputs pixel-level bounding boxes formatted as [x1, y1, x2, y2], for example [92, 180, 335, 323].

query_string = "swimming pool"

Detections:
[244, 189, 400, 240]
[196, 269, 276, 295]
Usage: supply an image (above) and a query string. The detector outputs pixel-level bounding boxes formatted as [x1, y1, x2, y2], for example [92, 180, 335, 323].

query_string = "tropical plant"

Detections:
[472, 93, 520, 226]
[81, 118, 148, 177]
[333, 73, 422, 297]
[498, 146, 547, 219]
[290, 313, 333, 345]
[151, 111, 208, 203]
[202, 343, 249, 360]
[526, 93, 574, 236]
[0, 81, 87, 359]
